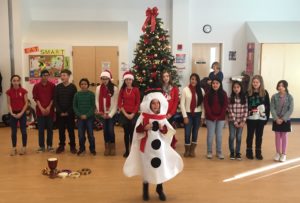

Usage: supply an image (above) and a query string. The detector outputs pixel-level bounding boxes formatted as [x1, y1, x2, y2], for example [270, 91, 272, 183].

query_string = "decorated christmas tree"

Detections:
[132, 7, 180, 97]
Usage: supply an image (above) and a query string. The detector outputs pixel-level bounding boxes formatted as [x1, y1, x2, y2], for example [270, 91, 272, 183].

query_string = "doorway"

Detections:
[72, 46, 119, 92]
[192, 43, 222, 78]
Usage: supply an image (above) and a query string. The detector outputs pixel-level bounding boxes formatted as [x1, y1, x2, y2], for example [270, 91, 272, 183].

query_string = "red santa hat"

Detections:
[100, 70, 112, 80]
[123, 71, 134, 80]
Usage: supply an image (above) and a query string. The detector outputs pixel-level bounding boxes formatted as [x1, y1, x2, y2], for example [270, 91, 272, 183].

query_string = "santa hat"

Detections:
[123, 71, 134, 80]
[100, 70, 112, 80]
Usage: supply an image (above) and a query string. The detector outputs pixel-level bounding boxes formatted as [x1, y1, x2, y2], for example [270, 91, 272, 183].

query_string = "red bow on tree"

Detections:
[142, 7, 159, 33]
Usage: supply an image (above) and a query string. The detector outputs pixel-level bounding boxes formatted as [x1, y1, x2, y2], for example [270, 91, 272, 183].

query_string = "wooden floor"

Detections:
[0, 123, 300, 203]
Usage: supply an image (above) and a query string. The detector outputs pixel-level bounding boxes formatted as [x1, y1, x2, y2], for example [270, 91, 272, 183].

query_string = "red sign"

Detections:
[24, 46, 39, 54]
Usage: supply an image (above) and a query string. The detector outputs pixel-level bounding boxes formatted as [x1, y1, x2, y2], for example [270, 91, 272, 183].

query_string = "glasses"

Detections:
[101, 77, 109, 80]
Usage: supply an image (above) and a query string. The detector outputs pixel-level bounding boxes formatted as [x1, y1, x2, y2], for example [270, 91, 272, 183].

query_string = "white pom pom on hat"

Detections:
[123, 71, 134, 80]
[100, 70, 112, 80]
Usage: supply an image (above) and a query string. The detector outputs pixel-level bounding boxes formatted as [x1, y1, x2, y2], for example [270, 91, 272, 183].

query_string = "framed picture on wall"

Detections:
[29, 55, 64, 78]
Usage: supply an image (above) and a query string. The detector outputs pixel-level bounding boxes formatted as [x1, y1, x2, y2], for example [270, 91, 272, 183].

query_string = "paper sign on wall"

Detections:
[24, 46, 39, 54]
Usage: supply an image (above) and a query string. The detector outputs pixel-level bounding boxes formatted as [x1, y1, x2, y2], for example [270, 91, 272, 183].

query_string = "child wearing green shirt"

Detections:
[73, 78, 96, 155]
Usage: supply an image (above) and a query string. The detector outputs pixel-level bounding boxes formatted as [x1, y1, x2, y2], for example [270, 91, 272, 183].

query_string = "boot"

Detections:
[255, 149, 263, 160]
[109, 143, 116, 156]
[156, 184, 166, 201]
[184, 145, 190, 157]
[246, 148, 254, 160]
[143, 183, 149, 201]
[189, 143, 197, 157]
[104, 143, 109, 156]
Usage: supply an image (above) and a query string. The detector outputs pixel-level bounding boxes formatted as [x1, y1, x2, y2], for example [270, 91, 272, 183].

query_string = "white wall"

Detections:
[28, 0, 172, 67]
[0, 0, 10, 118]
[179, 0, 300, 92]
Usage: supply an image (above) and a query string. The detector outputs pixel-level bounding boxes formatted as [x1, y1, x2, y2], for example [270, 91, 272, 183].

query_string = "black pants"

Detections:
[122, 115, 137, 152]
[246, 120, 265, 150]
[57, 113, 76, 148]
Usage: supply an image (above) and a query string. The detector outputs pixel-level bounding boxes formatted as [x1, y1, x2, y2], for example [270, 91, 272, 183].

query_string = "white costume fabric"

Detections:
[123, 91, 184, 184]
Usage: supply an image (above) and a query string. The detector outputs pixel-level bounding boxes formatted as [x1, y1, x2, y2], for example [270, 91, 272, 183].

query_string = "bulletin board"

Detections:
[29, 55, 65, 78]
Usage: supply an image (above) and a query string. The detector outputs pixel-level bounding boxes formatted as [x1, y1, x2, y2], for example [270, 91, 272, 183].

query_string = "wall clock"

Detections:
[203, 24, 212, 33]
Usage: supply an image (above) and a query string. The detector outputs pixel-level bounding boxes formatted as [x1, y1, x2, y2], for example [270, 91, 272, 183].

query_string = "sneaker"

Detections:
[77, 149, 85, 156]
[236, 153, 242, 161]
[47, 146, 55, 152]
[217, 153, 224, 160]
[70, 147, 77, 154]
[36, 147, 45, 153]
[123, 151, 129, 158]
[90, 151, 97, 156]
[10, 148, 17, 156]
[19, 147, 26, 155]
[274, 153, 281, 161]
[230, 153, 235, 160]
[280, 154, 286, 162]
[256, 154, 263, 160]
[206, 152, 213, 159]
[56, 146, 65, 154]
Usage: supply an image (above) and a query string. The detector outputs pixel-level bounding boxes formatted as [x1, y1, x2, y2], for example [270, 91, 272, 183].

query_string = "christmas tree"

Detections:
[132, 7, 180, 97]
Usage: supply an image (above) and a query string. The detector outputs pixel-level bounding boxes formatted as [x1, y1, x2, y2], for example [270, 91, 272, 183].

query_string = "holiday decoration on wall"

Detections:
[132, 7, 180, 97]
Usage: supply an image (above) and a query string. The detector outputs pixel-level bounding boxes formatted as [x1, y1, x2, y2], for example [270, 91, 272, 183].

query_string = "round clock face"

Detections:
[203, 24, 212, 33]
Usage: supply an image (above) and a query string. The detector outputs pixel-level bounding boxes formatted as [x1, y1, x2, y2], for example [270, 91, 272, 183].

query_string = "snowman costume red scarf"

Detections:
[123, 91, 183, 184]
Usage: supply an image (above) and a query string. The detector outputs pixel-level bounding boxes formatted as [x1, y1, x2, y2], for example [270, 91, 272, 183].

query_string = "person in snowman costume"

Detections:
[123, 86, 184, 201]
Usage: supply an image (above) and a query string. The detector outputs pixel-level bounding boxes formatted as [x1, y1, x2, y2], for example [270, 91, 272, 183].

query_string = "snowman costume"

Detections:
[123, 90, 184, 184]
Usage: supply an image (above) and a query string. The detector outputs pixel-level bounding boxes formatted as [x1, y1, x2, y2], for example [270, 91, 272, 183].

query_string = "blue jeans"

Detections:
[103, 118, 115, 143]
[228, 121, 243, 154]
[37, 116, 53, 148]
[206, 120, 225, 153]
[78, 117, 95, 152]
[10, 113, 27, 147]
[184, 112, 201, 145]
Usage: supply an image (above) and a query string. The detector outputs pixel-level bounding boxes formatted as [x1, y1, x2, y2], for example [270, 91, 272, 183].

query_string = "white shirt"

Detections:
[180, 86, 205, 118]
[95, 85, 119, 118]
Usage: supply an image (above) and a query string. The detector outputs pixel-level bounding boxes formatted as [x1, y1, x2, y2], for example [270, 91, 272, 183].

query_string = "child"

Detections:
[207, 61, 223, 85]
[25, 99, 37, 128]
[73, 78, 96, 156]
[227, 81, 248, 160]
[246, 75, 270, 160]
[32, 69, 55, 152]
[96, 70, 118, 156]
[204, 78, 228, 159]
[271, 80, 294, 162]
[6, 75, 28, 155]
[54, 69, 78, 154]
[118, 71, 140, 158]
[161, 70, 179, 149]
[123, 87, 183, 201]
[180, 73, 204, 157]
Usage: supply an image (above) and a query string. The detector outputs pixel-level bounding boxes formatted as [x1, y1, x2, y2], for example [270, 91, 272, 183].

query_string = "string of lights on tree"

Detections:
[132, 7, 180, 97]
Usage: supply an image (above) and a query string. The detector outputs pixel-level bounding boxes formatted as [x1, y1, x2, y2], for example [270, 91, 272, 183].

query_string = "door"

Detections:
[73, 46, 96, 91]
[95, 46, 119, 86]
[73, 46, 119, 92]
[192, 43, 222, 79]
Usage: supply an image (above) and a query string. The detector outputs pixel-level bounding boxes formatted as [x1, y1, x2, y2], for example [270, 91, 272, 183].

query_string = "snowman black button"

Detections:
[151, 157, 161, 168]
[151, 139, 161, 150]
[152, 121, 159, 131]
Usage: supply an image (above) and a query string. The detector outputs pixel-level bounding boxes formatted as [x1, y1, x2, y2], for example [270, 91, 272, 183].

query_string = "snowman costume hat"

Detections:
[123, 85, 184, 184]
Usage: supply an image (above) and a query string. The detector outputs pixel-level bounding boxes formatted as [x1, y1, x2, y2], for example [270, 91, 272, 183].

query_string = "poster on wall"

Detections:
[102, 61, 111, 71]
[246, 43, 255, 75]
[175, 54, 186, 63]
[29, 55, 64, 78]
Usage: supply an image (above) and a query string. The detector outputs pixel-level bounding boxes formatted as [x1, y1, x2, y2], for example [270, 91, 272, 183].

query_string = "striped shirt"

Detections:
[227, 97, 248, 124]
[73, 90, 95, 118]
[54, 83, 77, 114]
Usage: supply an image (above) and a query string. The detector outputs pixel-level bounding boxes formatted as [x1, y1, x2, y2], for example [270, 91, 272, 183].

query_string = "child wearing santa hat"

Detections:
[118, 71, 140, 157]
[95, 70, 119, 156]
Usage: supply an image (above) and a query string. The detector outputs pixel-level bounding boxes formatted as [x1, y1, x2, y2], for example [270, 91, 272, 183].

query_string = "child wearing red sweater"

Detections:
[204, 78, 228, 159]
[118, 71, 140, 157]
